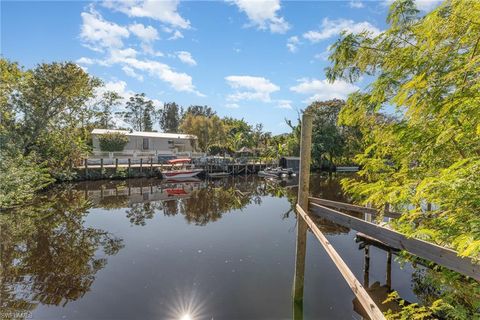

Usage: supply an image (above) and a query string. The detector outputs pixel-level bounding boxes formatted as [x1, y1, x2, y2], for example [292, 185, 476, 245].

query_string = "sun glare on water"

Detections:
[180, 314, 193, 320]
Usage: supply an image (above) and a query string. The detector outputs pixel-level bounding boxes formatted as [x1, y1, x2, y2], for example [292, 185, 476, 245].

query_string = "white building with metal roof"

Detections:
[91, 129, 198, 157]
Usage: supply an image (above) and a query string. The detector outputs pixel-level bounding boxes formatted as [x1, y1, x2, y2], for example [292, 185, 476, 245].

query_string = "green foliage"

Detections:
[408, 263, 480, 319]
[180, 114, 226, 152]
[95, 91, 122, 129]
[307, 99, 363, 169]
[327, 0, 480, 258]
[383, 291, 451, 320]
[183, 105, 216, 118]
[159, 102, 182, 133]
[1, 59, 102, 206]
[0, 147, 53, 208]
[98, 132, 129, 152]
[208, 144, 232, 155]
[123, 93, 156, 131]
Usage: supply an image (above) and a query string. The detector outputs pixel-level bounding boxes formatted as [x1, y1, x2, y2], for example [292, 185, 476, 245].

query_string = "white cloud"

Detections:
[225, 75, 280, 102]
[276, 99, 292, 109]
[141, 43, 164, 57]
[287, 36, 300, 53]
[290, 78, 359, 103]
[103, 0, 190, 29]
[116, 57, 204, 96]
[229, 0, 290, 34]
[168, 30, 184, 40]
[128, 23, 159, 42]
[76, 57, 95, 65]
[349, 0, 364, 8]
[79, 7, 202, 96]
[108, 48, 138, 62]
[225, 103, 240, 109]
[303, 18, 381, 43]
[80, 7, 130, 51]
[122, 66, 144, 81]
[176, 51, 197, 66]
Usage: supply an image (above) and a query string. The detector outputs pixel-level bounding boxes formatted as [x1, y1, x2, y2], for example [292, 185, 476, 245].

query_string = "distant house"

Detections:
[279, 156, 300, 172]
[91, 129, 198, 156]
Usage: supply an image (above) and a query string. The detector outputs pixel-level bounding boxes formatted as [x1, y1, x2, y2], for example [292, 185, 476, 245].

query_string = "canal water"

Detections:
[0, 175, 474, 319]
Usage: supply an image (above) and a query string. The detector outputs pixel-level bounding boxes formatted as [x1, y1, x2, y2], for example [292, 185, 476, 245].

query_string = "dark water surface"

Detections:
[1, 175, 439, 319]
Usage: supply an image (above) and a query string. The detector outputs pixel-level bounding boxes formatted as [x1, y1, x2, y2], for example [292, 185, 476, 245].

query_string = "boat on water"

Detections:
[162, 158, 204, 179]
[258, 167, 296, 179]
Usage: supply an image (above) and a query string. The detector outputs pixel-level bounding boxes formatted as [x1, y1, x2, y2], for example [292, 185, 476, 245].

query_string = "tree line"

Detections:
[0, 56, 367, 208]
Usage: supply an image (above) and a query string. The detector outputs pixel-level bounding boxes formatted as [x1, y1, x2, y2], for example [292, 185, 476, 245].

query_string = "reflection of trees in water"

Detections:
[163, 200, 179, 217]
[411, 266, 480, 319]
[179, 186, 252, 226]
[0, 188, 124, 317]
[74, 176, 352, 235]
[98, 195, 129, 210]
[126, 202, 163, 226]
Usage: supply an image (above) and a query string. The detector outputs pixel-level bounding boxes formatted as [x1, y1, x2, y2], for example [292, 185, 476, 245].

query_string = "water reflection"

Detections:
[0, 175, 358, 320]
[74, 176, 301, 227]
[2, 175, 476, 319]
[0, 188, 123, 316]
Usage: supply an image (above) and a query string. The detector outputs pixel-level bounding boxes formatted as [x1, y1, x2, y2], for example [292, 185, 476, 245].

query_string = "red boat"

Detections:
[162, 158, 203, 179]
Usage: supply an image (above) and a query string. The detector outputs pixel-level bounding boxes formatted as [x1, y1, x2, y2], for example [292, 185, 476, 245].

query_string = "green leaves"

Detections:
[98, 132, 129, 152]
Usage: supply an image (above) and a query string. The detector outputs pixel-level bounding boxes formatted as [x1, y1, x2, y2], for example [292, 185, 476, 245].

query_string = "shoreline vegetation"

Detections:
[1, 0, 479, 318]
[0, 60, 360, 209]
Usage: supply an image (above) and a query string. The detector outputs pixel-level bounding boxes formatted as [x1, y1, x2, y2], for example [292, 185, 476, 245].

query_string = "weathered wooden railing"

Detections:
[293, 112, 479, 320]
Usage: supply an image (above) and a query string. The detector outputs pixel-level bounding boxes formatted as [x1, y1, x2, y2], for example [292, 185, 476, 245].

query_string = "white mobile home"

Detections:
[91, 129, 198, 157]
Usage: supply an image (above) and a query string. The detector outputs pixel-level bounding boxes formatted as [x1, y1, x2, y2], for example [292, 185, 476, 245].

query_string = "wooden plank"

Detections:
[309, 203, 480, 281]
[296, 204, 386, 320]
[309, 197, 402, 219]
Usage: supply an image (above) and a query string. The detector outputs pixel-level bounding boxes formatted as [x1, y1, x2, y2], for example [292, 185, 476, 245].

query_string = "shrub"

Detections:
[99, 132, 129, 152]
[0, 147, 54, 208]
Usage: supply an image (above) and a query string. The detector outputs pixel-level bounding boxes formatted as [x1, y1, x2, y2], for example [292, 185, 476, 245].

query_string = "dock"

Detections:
[292, 112, 480, 320]
[73, 158, 278, 180]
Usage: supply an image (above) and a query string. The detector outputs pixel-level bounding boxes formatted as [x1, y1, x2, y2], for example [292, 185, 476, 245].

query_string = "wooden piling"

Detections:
[140, 158, 143, 173]
[128, 158, 131, 177]
[293, 112, 312, 304]
[297, 205, 386, 320]
[84, 159, 88, 178]
[115, 158, 118, 172]
[100, 158, 104, 178]
[150, 157, 153, 175]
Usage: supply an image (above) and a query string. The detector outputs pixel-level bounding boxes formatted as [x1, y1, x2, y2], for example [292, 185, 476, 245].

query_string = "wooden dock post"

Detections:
[115, 158, 118, 172]
[100, 158, 104, 178]
[150, 157, 153, 175]
[293, 112, 312, 308]
[84, 159, 88, 179]
[128, 158, 131, 177]
[140, 158, 143, 173]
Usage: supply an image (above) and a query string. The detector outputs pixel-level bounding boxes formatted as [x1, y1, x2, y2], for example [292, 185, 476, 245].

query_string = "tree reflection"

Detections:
[72, 176, 352, 235]
[0, 187, 124, 317]
[411, 265, 480, 319]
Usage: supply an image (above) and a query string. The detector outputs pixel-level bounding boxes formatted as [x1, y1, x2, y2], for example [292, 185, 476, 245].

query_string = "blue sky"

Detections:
[1, 0, 440, 134]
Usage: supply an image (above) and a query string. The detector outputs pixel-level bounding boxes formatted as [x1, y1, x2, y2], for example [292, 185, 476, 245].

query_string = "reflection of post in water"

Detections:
[386, 250, 392, 289]
[363, 245, 370, 288]
[354, 236, 399, 318]
[292, 112, 313, 320]
[293, 218, 307, 320]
